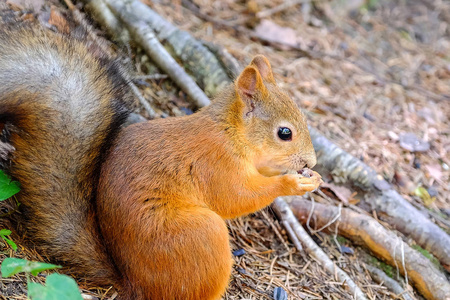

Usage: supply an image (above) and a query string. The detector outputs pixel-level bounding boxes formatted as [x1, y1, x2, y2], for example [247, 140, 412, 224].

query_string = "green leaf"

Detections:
[27, 261, 61, 276]
[28, 273, 83, 300]
[1, 258, 61, 277]
[0, 170, 20, 201]
[2, 236, 18, 251]
[0, 229, 17, 250]
[0, 229, 12, 235]
[1, 257, 26, 277]
[414, 186, 435, 206]
[28, 282, 47, 299]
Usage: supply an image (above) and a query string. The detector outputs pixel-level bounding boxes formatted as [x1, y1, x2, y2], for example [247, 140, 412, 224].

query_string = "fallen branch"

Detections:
[229, 0, 313, 26]
[83, 0, 130, 43]
[134, 74, 168, 80]
[288, 197, 450, 300]
[201, 41, 242, 79]
[97, 0, 450, 272]
[64, 0, 112, 54]
[63, 0, 157, 118]
[128, 81, 156, 119]
[308, 127, 450, 271]
[181, 0, 315, 59]
[79, 2, 450, 295]
[272, 197, 368, 300]
[181, 0, 448, 102]
[105, 0, 211, 108]
[84, 0, 231, 99]
[365, 264, 414, 300]
[256, 0, 311, 19]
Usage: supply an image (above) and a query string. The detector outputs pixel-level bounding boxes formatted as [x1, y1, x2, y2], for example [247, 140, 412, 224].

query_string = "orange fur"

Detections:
[1, 21, 321, 299]
[97, 55, 321, 299]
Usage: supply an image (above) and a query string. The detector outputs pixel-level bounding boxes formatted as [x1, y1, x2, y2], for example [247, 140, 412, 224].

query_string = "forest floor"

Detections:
[1, 0, 449, 299]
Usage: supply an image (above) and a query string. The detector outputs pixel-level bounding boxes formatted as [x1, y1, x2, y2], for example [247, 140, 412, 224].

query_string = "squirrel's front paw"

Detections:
[282, 169, 322, 195]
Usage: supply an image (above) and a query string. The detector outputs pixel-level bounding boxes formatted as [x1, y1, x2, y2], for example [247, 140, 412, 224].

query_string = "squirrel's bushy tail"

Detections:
[0, 25, 130, 285]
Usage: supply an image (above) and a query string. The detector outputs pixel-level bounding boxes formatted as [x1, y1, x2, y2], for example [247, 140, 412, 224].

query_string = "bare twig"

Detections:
[289, 197, 450, 300]
[256, 0, 311, 19]
[306, 197, 342, 234]
[88, 0, 231, 97]
[272, 197, 368, 300]
[181, 0, 448, 102]
[105, 0, 211, 108]
[365, 265, 415, 300]
[64, 0, 112, 55]
[281, 219, 303, 252]
[181, 0, 314, 58]
[308, 126, 450, 272]
[128, 81, 156, 119]
[134, 74, 168, 80]
[81, 293, 98, 300]
[64, 0, 158, 118]
[83, 0, 131, 43]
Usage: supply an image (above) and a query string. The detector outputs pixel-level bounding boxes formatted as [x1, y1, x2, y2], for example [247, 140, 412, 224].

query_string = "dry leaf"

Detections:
[425, 164, 443, 183]
[414, 186, 435, 207]
[320, 182, 353, 204]
[254, 19, 298, 48]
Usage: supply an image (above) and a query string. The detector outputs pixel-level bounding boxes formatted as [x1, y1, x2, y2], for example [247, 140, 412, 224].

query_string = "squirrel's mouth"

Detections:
[297, 168, 314, 177]
[282, 168, 314, 177]
[258, 166, 315, 178]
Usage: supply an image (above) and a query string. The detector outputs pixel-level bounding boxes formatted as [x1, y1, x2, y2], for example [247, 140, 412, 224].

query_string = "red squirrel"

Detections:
[0, 22, 321, 299]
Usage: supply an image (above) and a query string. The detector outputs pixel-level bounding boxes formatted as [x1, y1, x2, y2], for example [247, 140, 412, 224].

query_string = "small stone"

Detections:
[232, 249, 246, 257]
[340, 245, 355, 255]
[442, 208, 450, 217]
[413, 156, 421, 169]
[179, 107, 194, 115]
[399, 133, 430, 152]
[273, 287, 288, 300]
[237, 268, 246, 275]
[363, 112, 375, 122]
[388, 131, 399, 141]
[427, 186, 438, 197]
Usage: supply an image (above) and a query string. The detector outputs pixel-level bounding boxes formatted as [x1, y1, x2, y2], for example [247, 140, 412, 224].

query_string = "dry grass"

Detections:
[1, 0, 449, 299]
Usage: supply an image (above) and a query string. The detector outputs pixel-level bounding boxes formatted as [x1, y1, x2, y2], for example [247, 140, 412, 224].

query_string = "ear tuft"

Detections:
[250, 55, 275, 83]
[236, 66, 264, 98]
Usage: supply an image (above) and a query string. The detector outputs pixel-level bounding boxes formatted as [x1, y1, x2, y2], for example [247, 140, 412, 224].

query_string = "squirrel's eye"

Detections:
[277, 127, 292, 141]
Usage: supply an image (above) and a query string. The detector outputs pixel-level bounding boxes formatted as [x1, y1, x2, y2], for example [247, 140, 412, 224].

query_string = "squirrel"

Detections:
[0, 22, 321, 300]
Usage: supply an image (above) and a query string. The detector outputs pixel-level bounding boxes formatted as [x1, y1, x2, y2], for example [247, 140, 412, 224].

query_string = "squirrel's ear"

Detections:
[235, 66, 266, 98]
[250, 55, 275, 83]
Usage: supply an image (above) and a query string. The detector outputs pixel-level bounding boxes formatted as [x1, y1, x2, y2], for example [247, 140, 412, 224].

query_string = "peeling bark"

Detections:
[365, 265, 414, 300]
[81, 0, 450, 282]
[84, 0, 231, 98]
[288, 197, 450, 300]
[273, 198, 368, 300]
[309, 127, 450, 271]
[106, 0, 211, 108]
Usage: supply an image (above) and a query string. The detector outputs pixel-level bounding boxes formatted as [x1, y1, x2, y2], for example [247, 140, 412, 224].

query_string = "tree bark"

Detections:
[288, 197, 450, 300]
[309, 127, 450, 271]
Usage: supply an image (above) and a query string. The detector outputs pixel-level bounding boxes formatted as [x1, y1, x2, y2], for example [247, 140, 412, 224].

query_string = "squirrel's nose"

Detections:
[305, 153, 317, 169]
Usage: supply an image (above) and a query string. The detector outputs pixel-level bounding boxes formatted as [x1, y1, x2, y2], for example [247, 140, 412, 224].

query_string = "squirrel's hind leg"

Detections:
[107, 203, 232, 300]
